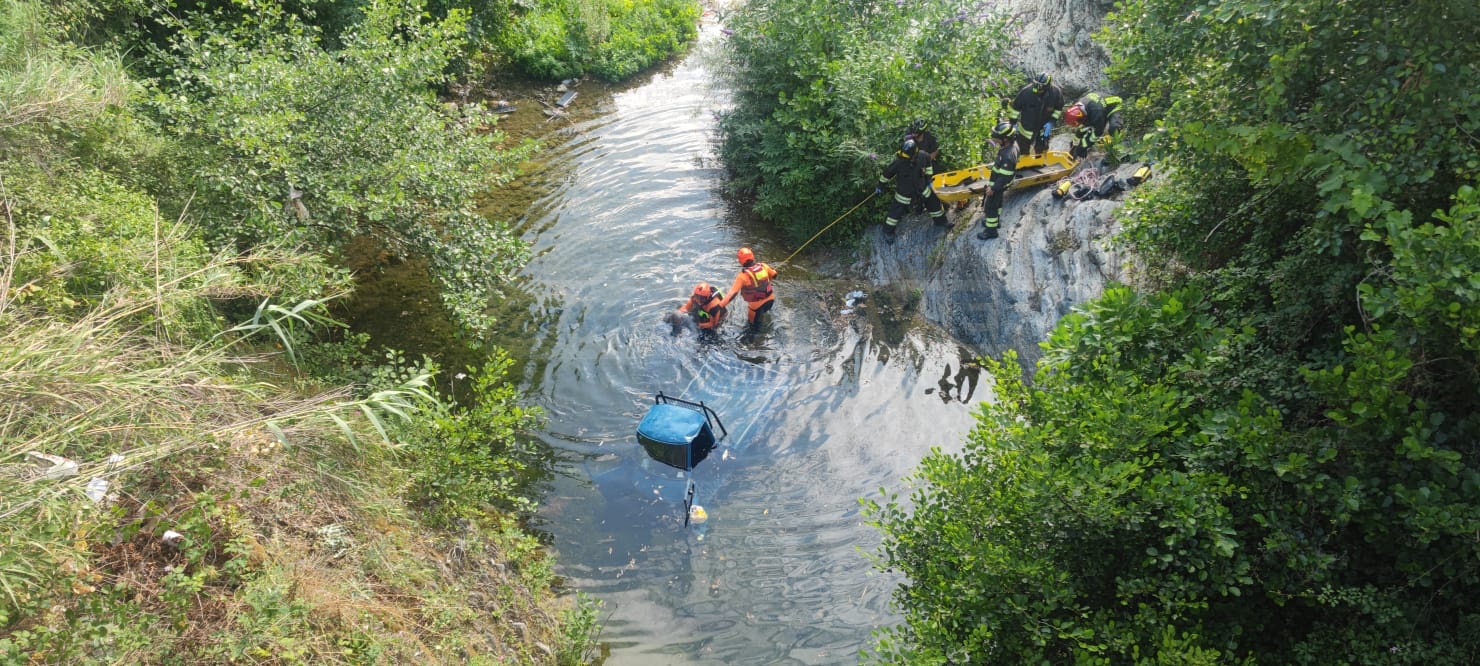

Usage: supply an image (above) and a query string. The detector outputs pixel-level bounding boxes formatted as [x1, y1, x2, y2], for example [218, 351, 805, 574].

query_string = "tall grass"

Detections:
[0, 0, 132, 131]
[0, 198, 432, 637]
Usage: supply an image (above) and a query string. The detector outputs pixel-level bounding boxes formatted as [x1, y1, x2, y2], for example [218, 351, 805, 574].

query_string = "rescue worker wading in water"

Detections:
[676, 281, 727, 338]
[719, 247, 777, 330]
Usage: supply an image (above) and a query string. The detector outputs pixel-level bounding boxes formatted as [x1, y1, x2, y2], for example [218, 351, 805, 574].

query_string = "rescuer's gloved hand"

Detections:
[873, 186, 883, 195]
[1041, 121, 1053, 138]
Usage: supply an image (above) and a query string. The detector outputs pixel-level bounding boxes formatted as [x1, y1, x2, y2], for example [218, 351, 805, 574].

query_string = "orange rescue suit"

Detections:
[679, 291, 727, 330]
[725, 262, 776, 314]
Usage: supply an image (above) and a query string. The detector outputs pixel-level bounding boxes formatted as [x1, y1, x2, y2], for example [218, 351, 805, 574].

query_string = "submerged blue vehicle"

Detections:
[585, 351, 787, 529]
[634, 392, 726, 526]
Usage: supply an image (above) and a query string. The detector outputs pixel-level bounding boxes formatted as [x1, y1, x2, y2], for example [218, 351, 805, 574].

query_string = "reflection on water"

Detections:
[505, 23, 993, 666]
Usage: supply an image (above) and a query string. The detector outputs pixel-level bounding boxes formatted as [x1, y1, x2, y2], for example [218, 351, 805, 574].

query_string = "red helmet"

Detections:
[737, 247, 755, 266]
[1065, 104, 1085, 127]
[692, 282, 715, 298]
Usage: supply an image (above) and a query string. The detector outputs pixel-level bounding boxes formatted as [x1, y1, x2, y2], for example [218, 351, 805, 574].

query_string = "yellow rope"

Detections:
[777, 191, 876, 266]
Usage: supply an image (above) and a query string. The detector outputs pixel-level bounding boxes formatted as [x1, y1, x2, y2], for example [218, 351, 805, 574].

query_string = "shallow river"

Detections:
[501, 24, 989, 665]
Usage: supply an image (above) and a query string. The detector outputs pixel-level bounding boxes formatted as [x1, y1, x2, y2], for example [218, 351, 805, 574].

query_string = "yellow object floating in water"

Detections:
[689, 505, 708, 525]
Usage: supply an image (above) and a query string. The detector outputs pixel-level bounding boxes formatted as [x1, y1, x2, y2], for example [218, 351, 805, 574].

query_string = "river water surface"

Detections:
[500, 24, 990, 665]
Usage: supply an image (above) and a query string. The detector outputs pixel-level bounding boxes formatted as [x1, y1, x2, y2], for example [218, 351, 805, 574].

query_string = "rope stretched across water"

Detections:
[776, 191, 877, 266]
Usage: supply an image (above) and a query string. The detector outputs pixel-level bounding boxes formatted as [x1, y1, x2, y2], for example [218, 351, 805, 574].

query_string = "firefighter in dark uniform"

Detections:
[977, 122, 1019, 241]
[1064, 92, 1124, 160]
[875, 137, 948, 244]
[907, 118, 939, 162]
[1008, 72, 1064, 156]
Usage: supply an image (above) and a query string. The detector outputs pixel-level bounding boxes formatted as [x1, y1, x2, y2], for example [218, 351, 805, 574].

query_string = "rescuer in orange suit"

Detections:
[720, 247, 777, 329]
[676, 281, 727, 336]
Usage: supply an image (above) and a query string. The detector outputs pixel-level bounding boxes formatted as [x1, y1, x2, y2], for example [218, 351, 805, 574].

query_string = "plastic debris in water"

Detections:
[689, 505, 708, 525]
[840, 308, 855, 315]
[846, 290, 867, 301]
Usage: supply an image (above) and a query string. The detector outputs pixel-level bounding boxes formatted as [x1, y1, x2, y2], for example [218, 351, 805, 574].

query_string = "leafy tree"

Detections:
[870, 0, 1480, 662]
[717, 0, 1018, 242]
[492, 0, 699, 81]
[147, 0, 534, 333]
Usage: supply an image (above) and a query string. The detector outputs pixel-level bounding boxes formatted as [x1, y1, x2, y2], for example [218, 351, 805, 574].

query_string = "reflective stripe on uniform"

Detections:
[895, 192, 912, 205]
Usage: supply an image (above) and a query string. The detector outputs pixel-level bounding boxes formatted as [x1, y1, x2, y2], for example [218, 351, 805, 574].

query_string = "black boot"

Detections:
[976, 225, 998, 241]
[885, 224, 898, 245]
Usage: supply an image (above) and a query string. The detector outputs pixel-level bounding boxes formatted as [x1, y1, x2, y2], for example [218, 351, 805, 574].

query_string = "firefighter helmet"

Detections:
[901, 137, 917, 154]
[991, 121, 1014, 139]
[1032, 72, 1052, 87]
[692, 282, 715, 298]
[1065, 104, 1085, 127]
[737, 247, 755, 266]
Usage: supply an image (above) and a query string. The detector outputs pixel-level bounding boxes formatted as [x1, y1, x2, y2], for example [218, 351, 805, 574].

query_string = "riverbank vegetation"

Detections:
[715, 0, 1017, 243]
[486, 0, 700, 81]
[857, 0, 1480, 662]
[1, 0, 609, 662]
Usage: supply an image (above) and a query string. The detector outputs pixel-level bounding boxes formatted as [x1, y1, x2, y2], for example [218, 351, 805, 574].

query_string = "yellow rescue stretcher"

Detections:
[932, 151, 1078, 204]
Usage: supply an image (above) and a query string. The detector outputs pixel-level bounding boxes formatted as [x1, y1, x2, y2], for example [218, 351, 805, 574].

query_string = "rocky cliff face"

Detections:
[867, 0, 1129, 367]
[1006, 0, 1116, 96]
[868, 155, 1136, 368]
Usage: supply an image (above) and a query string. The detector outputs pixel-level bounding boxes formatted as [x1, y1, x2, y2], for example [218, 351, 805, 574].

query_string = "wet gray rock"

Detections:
[868, 146, 1139, 369]
[1002, 0, 1113, 97]
[866, 0, 1127, 367]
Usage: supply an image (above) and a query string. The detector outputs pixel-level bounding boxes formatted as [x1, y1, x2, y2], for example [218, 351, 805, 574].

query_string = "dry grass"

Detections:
[0, 212, 584, 664]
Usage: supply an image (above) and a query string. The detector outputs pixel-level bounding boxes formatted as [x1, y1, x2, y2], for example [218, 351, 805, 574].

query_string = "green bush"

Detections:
[2, 165, 201, 308]
[590, 0, 697, 81]
[1, 0, 597, 660]
[147, 0, 534, 334]
[717, 0, 1017, 243]
[400, 351, 548, 527]
[869, 0, 1480, 661]
[869, 285, 1480, 662]
[495, 0, 697, 81]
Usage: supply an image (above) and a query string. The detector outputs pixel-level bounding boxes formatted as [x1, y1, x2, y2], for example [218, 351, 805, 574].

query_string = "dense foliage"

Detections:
[716, 0, 1018, 242]
[493, 0, 700, 81]
[867, 0, 1480, 662]
[145, 0, 534, 333]
[1, 0, 602, 661]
